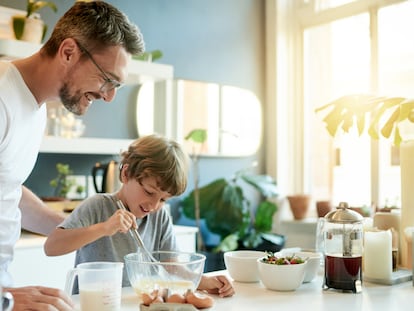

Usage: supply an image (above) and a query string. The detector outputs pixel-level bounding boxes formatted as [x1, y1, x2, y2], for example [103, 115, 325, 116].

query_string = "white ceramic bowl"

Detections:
[278, 250, 321, 283]
[296, 251, 321, 283]
[224, 250, 266, 282]
[257, 256, 307, 291]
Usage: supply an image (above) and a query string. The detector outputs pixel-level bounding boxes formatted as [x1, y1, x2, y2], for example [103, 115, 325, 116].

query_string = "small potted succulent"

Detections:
[12, 0, 57, 44]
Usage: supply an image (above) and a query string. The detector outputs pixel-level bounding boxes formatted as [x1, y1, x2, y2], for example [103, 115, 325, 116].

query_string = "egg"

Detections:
[141, 293, 154, 306]
[166, 293, 186, 304]
[185, 290, 214, 309]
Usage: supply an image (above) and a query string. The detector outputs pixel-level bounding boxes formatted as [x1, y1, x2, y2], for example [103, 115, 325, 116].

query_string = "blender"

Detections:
[322, 202, 364, 293]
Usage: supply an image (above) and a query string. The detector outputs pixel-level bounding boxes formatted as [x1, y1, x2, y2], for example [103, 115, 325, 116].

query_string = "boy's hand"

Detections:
[104, 209, 136, 235]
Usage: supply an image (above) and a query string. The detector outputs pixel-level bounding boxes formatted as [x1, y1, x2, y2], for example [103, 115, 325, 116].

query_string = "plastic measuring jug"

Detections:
[65, 262, 123, 311]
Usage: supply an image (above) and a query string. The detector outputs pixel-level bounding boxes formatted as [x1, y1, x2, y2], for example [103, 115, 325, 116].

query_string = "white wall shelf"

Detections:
[0, 38, 39, 59]
[40, 136, 133, 155]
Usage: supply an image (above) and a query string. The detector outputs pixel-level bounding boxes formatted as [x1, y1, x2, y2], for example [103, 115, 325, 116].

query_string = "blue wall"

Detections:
[1, 0, 266, 210]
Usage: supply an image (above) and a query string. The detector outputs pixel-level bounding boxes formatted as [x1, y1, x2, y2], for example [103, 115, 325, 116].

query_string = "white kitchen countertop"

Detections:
[72, 269, 414, 311]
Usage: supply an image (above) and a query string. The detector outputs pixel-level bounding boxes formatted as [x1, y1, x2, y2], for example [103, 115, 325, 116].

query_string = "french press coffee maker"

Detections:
[322, 202, 364, 293]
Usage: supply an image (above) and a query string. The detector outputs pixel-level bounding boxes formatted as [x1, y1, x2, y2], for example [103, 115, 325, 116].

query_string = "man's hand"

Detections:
[5, 286, 75, 311]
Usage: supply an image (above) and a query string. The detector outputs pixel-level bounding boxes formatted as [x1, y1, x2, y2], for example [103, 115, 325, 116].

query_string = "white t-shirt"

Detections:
[0, 61, 46, 277]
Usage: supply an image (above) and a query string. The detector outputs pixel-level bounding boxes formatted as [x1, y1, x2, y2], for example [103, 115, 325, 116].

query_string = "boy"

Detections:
[44, 134, 234, 298]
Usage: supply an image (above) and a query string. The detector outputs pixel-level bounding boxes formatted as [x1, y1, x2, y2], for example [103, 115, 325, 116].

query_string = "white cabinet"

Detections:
[10, 234, 76, 289]
[9, 225, 197, 289]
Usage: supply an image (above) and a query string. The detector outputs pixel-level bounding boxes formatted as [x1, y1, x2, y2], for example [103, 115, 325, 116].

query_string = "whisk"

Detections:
[116, 200, 172, 280]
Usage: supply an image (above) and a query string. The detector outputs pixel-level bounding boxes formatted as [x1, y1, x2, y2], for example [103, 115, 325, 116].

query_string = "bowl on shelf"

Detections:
[257, 254, 307, 291]
[124, 251, 206, 297]
[224, 250, 266, 283]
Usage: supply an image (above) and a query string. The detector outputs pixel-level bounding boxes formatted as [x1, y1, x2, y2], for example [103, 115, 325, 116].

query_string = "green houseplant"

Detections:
[12, 0, 58, 43]
[49, 163, 84, 199]
[182, 129, 283, 254]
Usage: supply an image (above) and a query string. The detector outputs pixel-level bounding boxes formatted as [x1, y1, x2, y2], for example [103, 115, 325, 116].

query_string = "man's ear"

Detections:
[58, 38, 79, 65]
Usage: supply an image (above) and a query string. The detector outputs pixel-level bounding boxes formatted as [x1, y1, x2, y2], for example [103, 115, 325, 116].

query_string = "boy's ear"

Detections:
[120, 164, 129, 182]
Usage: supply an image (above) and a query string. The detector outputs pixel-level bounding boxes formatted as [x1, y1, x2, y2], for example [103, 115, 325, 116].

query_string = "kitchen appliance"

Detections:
[92, 160, 121, 193]
[322, 202, 364, 293]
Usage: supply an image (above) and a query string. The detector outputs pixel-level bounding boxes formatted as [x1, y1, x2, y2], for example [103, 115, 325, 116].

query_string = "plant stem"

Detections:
[193, 149, 205, 252]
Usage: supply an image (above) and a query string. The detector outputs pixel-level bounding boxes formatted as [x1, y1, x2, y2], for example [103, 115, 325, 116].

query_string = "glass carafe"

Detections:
[323, 202, 364, 293]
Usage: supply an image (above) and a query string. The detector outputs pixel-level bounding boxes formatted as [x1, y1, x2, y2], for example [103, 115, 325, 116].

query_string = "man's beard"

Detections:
[59, 82, 84, 116]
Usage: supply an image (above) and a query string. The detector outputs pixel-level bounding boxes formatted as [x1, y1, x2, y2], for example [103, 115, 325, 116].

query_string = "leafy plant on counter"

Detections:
[192, 170, 279, 253]
[49, 163, 85, 199]
[181, 156, 280, 252]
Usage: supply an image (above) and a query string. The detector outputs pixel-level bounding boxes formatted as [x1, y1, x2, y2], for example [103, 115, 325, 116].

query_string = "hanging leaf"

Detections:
[27, 0, 57, 18]
[316, 95, 414, 146]
[185, 129, 208, 143]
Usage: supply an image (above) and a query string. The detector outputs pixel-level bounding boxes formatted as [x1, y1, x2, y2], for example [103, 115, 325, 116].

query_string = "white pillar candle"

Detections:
[400, 140, 414, 268]
[364, 230, 392, 280]
[373, 212, 401, 268]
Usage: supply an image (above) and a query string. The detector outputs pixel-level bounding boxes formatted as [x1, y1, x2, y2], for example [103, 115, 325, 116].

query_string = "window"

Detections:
[305, 12, 371, 206]
[267, 0, 412, 210]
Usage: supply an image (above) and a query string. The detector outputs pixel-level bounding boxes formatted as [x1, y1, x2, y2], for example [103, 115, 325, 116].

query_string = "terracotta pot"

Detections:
[287, 195, 311, 220]
[316, 200, 332, 218]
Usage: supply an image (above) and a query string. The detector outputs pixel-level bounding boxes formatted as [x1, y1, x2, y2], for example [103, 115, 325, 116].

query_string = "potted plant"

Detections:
[43, 163, 85, 201]
[182, 129, 285, 255]
[42, 163, 86, 213]
[12, 0, 57, 44]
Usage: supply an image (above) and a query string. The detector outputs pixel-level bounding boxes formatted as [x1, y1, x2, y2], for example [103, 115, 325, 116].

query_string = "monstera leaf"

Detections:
[181, 178, 249, 240]
[181, 171, 279, 251]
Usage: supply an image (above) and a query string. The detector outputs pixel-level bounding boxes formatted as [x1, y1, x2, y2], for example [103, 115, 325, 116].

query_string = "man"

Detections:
[0, 1, 144, 310]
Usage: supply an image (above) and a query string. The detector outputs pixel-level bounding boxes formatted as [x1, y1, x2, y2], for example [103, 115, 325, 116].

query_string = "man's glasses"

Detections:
[75, 40, 123, 93]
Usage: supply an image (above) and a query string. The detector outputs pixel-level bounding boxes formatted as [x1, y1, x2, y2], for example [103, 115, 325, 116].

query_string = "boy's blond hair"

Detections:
[120, 134, 189, 196]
